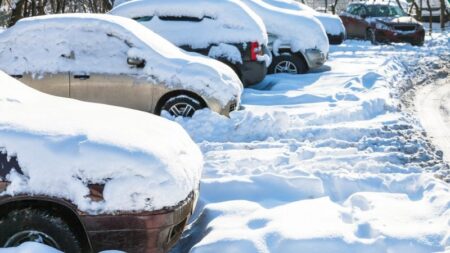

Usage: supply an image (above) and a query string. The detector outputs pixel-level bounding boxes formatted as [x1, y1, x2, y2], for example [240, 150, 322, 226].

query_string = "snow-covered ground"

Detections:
[167, 31, 450, 253]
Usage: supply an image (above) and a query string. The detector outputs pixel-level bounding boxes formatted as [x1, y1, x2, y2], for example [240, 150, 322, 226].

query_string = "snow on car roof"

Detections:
[260, 0, 345, 36]
[240, 0, 329, 54]
[0, 14, 242, 107]
[109, 0, 268, 49]
[0, 71, 203, 214]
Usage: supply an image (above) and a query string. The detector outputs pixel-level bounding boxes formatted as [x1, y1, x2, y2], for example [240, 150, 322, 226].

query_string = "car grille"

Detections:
[394, 25, 416, 31]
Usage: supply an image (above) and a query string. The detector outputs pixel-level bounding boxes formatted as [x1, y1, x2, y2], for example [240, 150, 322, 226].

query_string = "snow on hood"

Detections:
[259, 0, 345, 36]
[0, 14, 243, 107]
[240, 0, 329, 55]
[366, 16, 420, 25]
[0, 71, 203, 214]
[109, 0, 268, 49]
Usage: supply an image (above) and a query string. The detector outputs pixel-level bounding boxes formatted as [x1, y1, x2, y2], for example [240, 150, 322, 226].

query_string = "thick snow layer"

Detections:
[168, 31, 450, 253]
[0, 242, 62, 253]
[260, 0, 346, 36]
[0, 71, 203, 214]
[109, 0, 268, 49]
[0, 14, 242, 107]
[240, 0, 329, 56]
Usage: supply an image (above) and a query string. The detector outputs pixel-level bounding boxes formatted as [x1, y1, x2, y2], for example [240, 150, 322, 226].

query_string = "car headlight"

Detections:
[375, 22, 394, 31]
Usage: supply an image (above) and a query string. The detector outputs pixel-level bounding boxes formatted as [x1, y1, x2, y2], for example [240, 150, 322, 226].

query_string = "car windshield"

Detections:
[367, 5, 407, 17]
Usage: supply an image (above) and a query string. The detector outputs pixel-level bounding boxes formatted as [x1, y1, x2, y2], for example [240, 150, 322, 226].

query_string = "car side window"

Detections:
[70, 29, 136, 74]
[157, 15, 214, 22]
[359, 6, 367, 17]
[133, 16, 153, 22]
[349, 4, 361, 15]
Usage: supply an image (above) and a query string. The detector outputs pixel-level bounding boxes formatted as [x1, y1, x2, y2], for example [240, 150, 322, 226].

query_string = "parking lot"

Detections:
[170, 32, 450, 253]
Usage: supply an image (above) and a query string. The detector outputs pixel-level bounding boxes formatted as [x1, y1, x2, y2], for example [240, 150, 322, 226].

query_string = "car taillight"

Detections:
[250, 41, 260, 61]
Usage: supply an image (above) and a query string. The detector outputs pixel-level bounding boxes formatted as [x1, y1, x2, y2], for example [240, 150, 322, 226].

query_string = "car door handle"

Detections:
[11, 74, 23, 79]
[73, 75, 90, 80]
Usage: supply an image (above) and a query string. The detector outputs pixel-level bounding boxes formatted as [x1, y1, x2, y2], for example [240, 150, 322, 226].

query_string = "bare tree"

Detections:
[426, 0, 433, 33]
[439, 0, 447, 28]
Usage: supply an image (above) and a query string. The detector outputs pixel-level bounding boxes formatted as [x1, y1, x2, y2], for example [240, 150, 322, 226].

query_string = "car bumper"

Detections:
[304, 48, 327, 70]
[239, 60, 267, 87]
[327, 32, 346, 45]
[375, 28, 425, 45]
[81, 190, 198, 253]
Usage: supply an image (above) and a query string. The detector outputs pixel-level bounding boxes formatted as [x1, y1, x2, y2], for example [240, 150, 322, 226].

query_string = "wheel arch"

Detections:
[271, 48, 309, 73]
[154, 90, 208, 115]
[0, 197, 92, 252]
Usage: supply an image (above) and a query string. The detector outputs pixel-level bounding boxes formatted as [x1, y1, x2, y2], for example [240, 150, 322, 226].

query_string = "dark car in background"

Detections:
[340, 2, 425, 46]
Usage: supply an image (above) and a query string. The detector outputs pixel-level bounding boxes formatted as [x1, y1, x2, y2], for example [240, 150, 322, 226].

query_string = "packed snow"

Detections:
[0, 71, 203, 214]
[239, 0, 329, 56]
[166, 31, 450, 253]
[0, 14, 243, 107]
[259, 0, 346, 36]
[109, 0, 268, 49]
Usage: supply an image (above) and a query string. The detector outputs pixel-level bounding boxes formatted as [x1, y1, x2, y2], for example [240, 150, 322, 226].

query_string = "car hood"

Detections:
[369, 16, 420, 25]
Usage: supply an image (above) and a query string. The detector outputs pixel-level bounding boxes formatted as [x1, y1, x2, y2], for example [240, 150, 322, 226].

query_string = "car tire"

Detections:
[269, 53, 308, 74]
[161, 95, 205, 117]
[0, 208, 82, 253]
[367, 29, 379, 45]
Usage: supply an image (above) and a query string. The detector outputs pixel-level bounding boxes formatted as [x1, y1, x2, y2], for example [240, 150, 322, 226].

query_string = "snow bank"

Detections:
[168, 32, 450, 253]
[260, 0, 346, 36]
[109, 0, 268, 49]
[0, 14, 242, 107]
[0, 242, 62, 253]
[240, 0, 329, 56]
[0, 71, 203, 214]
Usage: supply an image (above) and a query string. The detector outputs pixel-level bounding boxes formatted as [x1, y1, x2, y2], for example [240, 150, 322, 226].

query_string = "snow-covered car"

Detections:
[0, 14, 242, 117]
[340, 1, 425, 46]
[258, 0, 347, 44]
[240, 0, 329, 74]
[0, 70, 203, 253]
[109, 0, 271, 86]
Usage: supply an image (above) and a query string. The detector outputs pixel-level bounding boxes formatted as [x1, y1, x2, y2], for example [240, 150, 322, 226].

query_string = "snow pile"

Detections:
[0, 71, 203, 214]
[0, 14, 243, 107]
[260, 0, 346, 36]
[0, 242, 62, 253]
[240, 0, 329, 56]
[109, 0, 268, 49]
[168, 32, 450, 253]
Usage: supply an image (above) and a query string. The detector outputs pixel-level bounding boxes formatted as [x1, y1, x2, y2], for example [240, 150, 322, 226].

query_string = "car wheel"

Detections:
[0, 208, 82, 253]
[161, 95, 205, 117]
[367, 29, 378, 45]
[269, 53, 308, 74]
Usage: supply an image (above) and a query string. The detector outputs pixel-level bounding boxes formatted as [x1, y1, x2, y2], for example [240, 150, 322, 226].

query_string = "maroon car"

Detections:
[0, 71, 203, 253]
[340, 2, 425, 46]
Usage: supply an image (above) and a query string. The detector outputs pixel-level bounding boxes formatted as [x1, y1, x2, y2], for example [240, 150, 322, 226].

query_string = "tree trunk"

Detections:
[8, 0, 26, 27]
[426, 0, 432, 34]
[332, 0, 339, 14]
[440, 0, 446, 28]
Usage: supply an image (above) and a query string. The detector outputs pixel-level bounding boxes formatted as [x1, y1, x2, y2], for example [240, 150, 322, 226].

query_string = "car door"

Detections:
[341, 4, 362, 38]
[13, 73, 70, 98]
[69, 30, 153, 112]
[354, 6, 370, 38]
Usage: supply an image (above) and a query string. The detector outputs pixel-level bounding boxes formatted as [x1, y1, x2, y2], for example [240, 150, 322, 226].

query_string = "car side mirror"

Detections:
[360, 14, 367, 19]
[127, 57, 146, 68]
